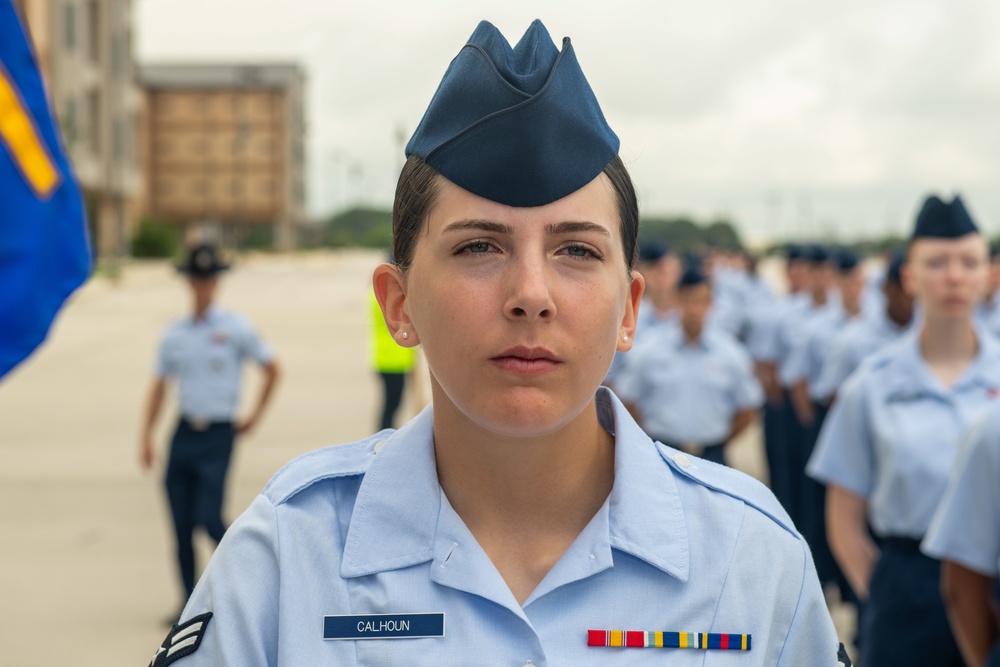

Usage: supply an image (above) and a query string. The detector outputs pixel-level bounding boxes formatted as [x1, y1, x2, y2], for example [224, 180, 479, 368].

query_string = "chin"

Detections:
[460, 389, 593, 439]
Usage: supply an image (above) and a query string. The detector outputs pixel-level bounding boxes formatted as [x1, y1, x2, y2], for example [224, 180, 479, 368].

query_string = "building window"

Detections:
[113, 116, 124, 160]
[87, 88, 100, 154]
[87, 0, 99, 64]
[64, 2, 77, 51]
[62, 97, 77, 145]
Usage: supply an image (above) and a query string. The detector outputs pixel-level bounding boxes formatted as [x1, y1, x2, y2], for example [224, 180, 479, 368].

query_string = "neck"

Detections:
[811, 289, 827, 307]
[842, 298, 862, 318]
[432, 384, 614, 543]
[193, 303, 211, 320]
[919, 316, 978, 364]
[649, 289, 675, 315]
[682, 321, 703, 343]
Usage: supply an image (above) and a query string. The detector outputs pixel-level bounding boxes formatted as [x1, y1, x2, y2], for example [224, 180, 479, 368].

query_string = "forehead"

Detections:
[910, 234, 988, 258]
[426, 172, 619, 231]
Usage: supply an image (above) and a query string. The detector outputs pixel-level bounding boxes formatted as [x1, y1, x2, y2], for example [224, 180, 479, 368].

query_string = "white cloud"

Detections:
[136, 0, 1000, 241]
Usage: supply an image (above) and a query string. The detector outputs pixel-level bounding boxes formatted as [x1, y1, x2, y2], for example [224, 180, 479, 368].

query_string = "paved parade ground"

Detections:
[0, 250, 840, 665]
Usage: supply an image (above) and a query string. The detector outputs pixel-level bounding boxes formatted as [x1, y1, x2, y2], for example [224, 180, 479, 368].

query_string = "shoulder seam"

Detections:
[657, 443, 800, 538]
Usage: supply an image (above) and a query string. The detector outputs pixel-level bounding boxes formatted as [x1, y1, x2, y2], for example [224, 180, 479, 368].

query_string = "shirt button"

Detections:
[674, 453, 691, 468]
[373, 440, 386, 453]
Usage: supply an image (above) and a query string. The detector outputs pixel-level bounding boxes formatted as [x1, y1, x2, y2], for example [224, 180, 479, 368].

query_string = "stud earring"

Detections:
[622, 334, 630, 342]
[401, 332, 409, 340]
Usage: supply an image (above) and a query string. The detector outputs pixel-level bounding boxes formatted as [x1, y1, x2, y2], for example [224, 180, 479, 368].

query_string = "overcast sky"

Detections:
[136, 0, 1000, 244]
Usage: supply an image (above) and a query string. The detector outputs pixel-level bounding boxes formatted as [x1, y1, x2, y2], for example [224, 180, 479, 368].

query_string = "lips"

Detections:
[490, 346, 562, 375]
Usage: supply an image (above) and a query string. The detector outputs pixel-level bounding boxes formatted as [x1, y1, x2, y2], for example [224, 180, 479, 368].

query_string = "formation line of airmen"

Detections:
[613, 194, 1000, 667]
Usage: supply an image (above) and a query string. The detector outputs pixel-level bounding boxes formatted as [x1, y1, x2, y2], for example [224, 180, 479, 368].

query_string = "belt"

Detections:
[181, 417, 232, 432]
[878, 536, 923, 553]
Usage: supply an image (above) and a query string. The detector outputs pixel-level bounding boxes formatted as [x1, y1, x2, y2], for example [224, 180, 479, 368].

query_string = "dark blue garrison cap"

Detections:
[638, 240, 671, 262]
[885, 250, 906, 285]
[405, 20, 620, 207]
[911, 195, 978, 239]
[678, 266, 708, 289]
[804, 244, 831, 264]
[786, 244, 806, 261]
[834, 249, 860, 272]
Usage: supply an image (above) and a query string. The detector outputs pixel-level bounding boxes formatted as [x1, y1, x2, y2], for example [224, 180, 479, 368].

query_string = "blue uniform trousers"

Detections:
[801, 403, 844, 588]
[862, 539, 963, 667]
[165, 420, 234, 598]
[765, 391, 804, 527]
[763, 399, 794, 517]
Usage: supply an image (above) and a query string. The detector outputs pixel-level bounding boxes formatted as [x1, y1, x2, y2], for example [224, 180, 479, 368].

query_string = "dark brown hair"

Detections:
[391, 155, 639, 276]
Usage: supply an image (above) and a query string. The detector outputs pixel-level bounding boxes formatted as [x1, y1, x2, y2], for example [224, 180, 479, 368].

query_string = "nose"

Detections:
[504, 254, 556, 321]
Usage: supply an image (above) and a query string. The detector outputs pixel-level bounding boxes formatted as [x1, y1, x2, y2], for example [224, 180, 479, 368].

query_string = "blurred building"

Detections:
[138, 63, 307, 250]
[13, 0, 142, 260]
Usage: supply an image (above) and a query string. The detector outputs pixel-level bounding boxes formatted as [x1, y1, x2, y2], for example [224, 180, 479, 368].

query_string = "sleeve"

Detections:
[780, 332, 810, 386]
[155, 329, 178, 378]
[806, 367, 877, 499]
[731, 344, 765, 410]
[157, 495, 281, 666]
[922, 406, 1000, 576]
[747, 309, 778, 362]
[775, 541, 843, 667]
[811, 331, 855, 402]
[237, 317, 274, 366]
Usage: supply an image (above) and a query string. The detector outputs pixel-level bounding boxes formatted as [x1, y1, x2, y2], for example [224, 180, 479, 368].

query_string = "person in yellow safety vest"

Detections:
[370, 287, 416, 430]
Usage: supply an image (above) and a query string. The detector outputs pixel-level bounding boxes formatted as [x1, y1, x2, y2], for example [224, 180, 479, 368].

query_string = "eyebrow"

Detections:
[441, 219, 611, 237]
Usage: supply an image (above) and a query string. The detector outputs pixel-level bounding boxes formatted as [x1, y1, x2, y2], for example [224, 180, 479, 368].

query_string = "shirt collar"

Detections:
[340, 389, 690, 584]
[189, 305, 220, 326]
[665, 322, 710, 351]
[884, 326, 1000, 399]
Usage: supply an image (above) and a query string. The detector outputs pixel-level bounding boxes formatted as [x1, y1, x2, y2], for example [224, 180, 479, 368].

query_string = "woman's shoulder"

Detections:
[655, 442, 800, 542]
[260, 431, 392, 506]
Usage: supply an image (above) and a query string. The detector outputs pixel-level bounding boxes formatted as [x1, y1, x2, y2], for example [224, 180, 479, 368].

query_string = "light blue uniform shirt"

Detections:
[156, 307, 273, 421]
[807, 330, 1000, 539]
[780, 307, 861, 390]
[810, 309, 909, 402]
[169, 389, 840, 666]
[604, 303, 677, 386]
[746, 293, 809, 364]
[923, 402, 1000, 575]
[615, 324, 763, 444]
[976, 296, 1000, 338]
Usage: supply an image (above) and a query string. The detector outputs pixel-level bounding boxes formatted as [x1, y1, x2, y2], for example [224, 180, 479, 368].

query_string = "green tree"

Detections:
[131, 219, 180, 258]
[326, 207, 393, 248]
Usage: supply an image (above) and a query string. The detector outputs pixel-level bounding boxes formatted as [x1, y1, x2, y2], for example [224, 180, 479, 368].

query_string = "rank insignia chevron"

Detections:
[149, 612, 213, 666]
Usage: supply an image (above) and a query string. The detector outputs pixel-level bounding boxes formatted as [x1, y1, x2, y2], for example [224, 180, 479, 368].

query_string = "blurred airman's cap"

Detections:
[677, 266, 708, 289]
[638, 240, 671, 263]
[885, 249, 906, 285]
[405, 19, 619, 207]
[911, 195, 978, 239]
[834, 249, 860, 272]
[177, 243, 229, 277]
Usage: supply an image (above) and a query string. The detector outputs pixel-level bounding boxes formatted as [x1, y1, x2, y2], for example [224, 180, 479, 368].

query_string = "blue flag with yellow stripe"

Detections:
[0, 0, 90, 379]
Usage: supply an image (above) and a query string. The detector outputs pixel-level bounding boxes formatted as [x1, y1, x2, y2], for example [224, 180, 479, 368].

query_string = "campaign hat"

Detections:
[177, 243, 229, 277]
[405, 20, 619, 207]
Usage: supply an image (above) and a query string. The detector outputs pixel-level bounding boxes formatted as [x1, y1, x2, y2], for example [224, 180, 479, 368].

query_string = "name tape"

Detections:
[323, 613, 445, 641]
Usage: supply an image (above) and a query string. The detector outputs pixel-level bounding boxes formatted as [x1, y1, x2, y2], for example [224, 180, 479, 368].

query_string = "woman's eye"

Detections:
[460, 241, 493, 254]
[561, 244, 598, 259]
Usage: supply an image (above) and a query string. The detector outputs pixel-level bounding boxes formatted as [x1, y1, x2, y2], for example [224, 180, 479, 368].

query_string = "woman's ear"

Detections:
[373, 263, 420, 347]
[618, 271, 645, 352]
